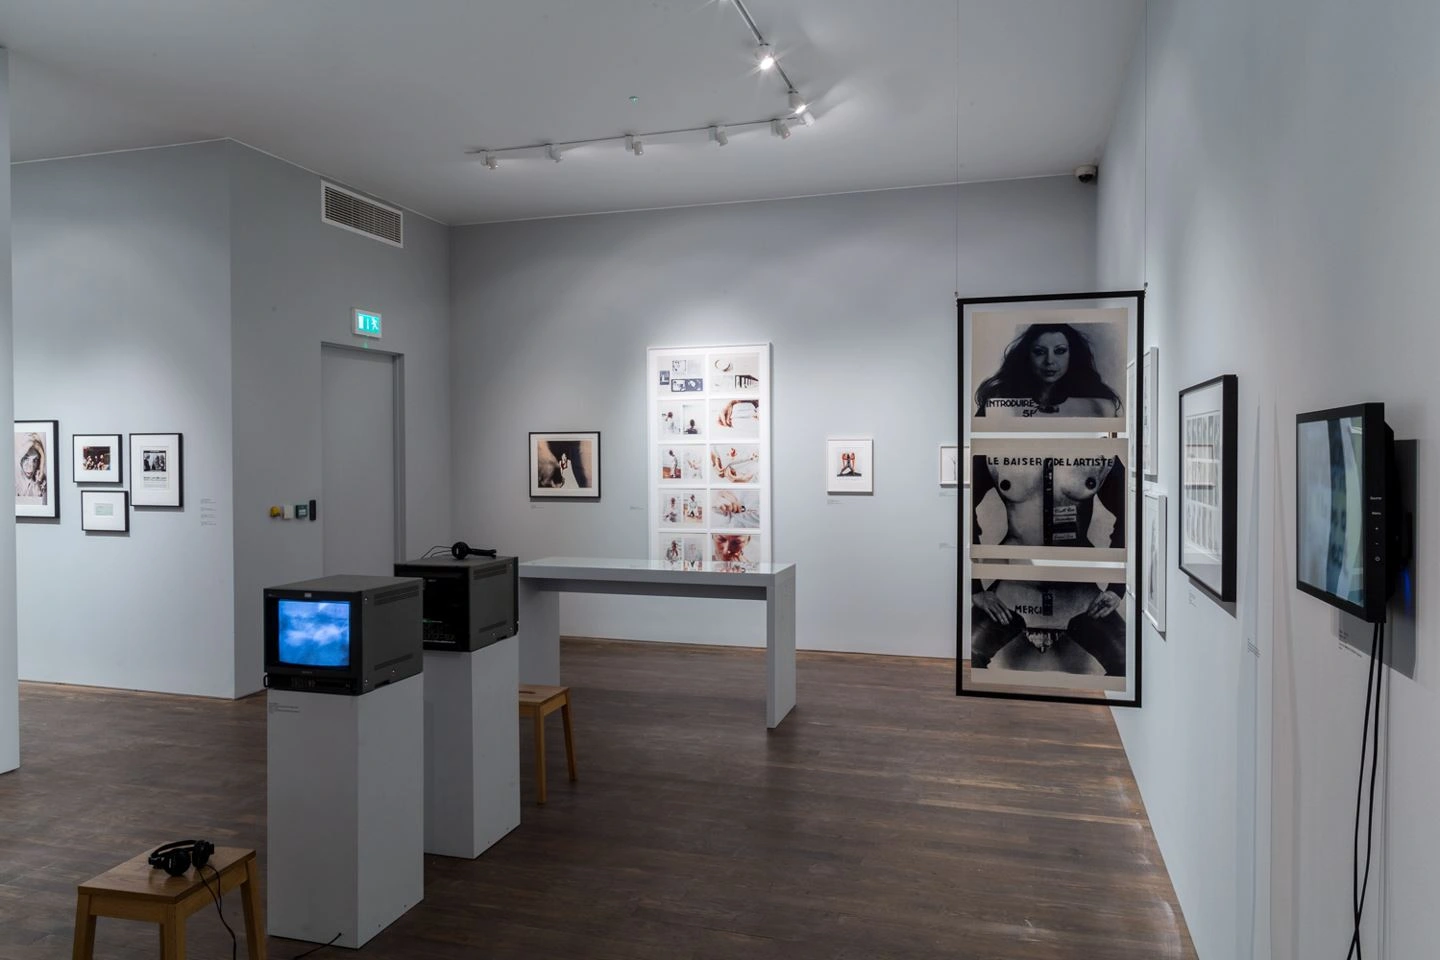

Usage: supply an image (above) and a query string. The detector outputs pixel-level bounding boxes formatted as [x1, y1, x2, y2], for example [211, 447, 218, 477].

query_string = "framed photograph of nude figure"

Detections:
[964, 562, 1135, 701]
[969, 437, 1129, 563]
[958, 288, 1145, 708]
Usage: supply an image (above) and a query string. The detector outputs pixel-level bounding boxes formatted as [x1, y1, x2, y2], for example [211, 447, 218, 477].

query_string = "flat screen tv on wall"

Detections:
[1295, 403, 1396, 623]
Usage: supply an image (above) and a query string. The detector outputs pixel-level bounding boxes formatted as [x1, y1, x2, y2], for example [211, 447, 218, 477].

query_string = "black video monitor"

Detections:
[1295, 403, 1391, 622]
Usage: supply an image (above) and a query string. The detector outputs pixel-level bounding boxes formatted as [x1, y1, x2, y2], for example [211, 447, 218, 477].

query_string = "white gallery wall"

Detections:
[9, 139, 451, 700]
[451, 178, 1096, 658]
[227, 142, 452, 696]
[1099, 1, 1440, 957]
[12, 142, 237, 697]
[0, 48, 18, 772]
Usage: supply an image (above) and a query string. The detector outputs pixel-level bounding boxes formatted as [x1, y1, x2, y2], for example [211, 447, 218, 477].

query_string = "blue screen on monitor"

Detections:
[277, 600, 351, 667]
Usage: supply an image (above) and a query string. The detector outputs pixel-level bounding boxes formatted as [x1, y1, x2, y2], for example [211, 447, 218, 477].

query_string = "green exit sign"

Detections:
[353, 309, 383, 338]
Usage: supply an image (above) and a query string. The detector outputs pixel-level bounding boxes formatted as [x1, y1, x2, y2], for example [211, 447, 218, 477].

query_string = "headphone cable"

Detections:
[199, 863, 238, 960]
[290, 931, 343, 958]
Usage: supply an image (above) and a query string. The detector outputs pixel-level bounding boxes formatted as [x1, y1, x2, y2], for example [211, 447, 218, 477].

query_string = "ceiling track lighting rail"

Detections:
[468, 114, 794, 165]
[467, 0, 810, 168]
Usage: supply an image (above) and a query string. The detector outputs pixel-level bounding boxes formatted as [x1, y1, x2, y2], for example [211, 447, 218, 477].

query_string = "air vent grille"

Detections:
[321, 182, 403, 247]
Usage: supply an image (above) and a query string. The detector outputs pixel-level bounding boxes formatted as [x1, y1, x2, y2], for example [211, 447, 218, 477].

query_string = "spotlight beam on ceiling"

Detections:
[728, 0, 800, 96]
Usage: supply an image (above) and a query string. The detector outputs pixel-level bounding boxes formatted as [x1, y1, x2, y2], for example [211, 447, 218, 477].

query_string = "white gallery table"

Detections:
[517, 558, 797, 729]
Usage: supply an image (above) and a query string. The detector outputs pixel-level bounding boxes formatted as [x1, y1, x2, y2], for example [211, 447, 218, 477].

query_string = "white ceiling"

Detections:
[0, 1, 1144, 224]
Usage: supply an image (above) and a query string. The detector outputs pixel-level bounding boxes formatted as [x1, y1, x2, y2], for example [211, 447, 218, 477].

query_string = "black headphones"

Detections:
[450, 541, 498, 561]
[148, 839, 215, 877]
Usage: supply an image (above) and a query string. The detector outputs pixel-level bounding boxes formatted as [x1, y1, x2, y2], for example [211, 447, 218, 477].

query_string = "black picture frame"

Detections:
[956, 289, 1145, 709]
[529, 431, 602, 501]
[72, 433, 123, 484]
[81, 489, 131, 533]
[15, 419, 61, 521]
[129, 433, 184, 508]
[1177, 375, 1238, 603]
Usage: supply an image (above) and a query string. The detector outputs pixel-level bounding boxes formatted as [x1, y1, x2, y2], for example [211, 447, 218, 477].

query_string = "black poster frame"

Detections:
[956, 290, 1146, 709]
[1177, 374, 1239, 604]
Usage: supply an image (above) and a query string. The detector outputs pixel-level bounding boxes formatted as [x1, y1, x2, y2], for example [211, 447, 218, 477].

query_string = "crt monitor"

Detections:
[275, 599, 352, 668]
[1295, 402, 1394, 622]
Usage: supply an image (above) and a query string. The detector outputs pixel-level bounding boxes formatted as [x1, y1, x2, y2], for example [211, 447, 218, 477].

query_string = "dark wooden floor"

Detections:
[0, 639, 1194, 960]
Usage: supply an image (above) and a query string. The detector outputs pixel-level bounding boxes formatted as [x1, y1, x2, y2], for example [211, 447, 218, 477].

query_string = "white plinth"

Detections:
[266, 675, 424, 949]
[517, 558, 797, 728]
[423, 639, 520, 858]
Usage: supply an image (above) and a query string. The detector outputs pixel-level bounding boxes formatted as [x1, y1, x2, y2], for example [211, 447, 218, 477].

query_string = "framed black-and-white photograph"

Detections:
[15, 420, 59, 519]
[1143, 347, 1159, 480]
[1178, 375, 1237, 602]
[826, 438, 873, 494]
[129, 433, 184, 508]
[1143, 491, 1167, 633]
[968, 307, 1128, 434]
[81, 490, 130, 533]
[530, 431, 600, 500]
[939, 444, 960, 487]
[969, 437, 1129, 563]
[964, 562, 1134, 699]
[73, 434, 122, 484]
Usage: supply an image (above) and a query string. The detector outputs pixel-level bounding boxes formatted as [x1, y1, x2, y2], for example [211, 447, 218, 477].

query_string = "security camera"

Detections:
[1074, 164, 1098, 185]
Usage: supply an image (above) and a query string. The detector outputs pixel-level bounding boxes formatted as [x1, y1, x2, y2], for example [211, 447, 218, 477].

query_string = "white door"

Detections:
[321, 345, 399, 576]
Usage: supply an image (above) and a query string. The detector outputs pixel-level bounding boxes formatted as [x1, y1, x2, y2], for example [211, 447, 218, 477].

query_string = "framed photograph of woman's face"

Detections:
[968, 307, 1129, 434]
[81, 490, 130, 533]
[15, 420, 59, 519]
[73, 434, 122, 484]
[1178, 375, 1237, 602]
[130, 433, 184, 507]
[530, 431, 600, 500]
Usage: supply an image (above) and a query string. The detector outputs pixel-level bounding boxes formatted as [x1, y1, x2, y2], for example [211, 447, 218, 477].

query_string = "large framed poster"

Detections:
[958, 290, 1145, 708]
[1178, 374, 1237, 602]
[649, 344, 772, 572]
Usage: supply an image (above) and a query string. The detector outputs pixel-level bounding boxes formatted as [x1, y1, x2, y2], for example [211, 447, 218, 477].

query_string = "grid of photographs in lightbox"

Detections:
[648, 344, 772, 573]
[963, 303, 1138, 701]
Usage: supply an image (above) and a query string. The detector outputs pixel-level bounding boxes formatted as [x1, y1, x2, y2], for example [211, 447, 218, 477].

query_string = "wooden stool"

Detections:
[73, 845, 265, 960]
[518, 684, 577, 805]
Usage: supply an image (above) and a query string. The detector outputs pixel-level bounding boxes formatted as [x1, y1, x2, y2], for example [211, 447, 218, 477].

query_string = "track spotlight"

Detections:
[483, 152, 499, 170]
[771, 118, 791, 140]
[798, 109, 815, 127]
[626, 135, 644, 156]
[756, 43, 775, 71]
[711, 125, 729, 146]
[788, 91, 807, 116]
[546, 144, 562, 163]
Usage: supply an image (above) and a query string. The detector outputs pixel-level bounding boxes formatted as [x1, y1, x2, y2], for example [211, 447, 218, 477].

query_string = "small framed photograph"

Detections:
[130, 433, 184, 507]
[1143, 491, 1167, 633]
[73, 434, 123, 484]
[1143, 347, 1159, 480]
[940, 444, 960, 487]
[530, 431, 600, 500]
[826, 438, 873, 494]
[15, 420, 60, 519]
[81, 490, 130, 533]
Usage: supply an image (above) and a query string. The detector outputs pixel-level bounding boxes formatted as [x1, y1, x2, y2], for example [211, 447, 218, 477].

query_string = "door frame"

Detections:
[320, 341, 407, 562]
